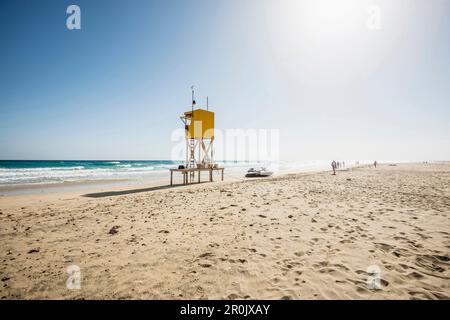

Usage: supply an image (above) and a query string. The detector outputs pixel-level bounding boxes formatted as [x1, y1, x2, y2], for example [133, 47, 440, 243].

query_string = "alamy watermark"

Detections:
[366, 4, 382, 30]
[170, 127, 280, 171]
[367, 264, 382, 290]
[66, 5, 81, 30]
[66, 265, 81, 290]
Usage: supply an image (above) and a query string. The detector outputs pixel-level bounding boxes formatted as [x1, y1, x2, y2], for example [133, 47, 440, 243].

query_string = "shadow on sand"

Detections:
[81, 182, 210, 198]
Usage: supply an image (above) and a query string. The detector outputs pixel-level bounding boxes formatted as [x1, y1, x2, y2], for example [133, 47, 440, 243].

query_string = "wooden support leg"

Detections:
[198, 170, 201, 183]
[221, 169, 224, 181]
[170, 171, 173, 186]
[209, 169, 213, 182]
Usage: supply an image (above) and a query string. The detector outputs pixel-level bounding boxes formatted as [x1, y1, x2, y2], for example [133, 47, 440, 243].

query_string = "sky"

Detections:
[1, 0, 449, 161]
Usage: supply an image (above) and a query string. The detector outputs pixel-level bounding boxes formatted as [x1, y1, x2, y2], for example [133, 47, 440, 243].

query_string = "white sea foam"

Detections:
[0, 166, 85, 172]
[0, 165, 166, 185]
[0, 160, 374, 186]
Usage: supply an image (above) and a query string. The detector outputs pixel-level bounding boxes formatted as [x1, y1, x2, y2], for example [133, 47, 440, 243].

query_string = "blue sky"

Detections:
[1, 0, 449, 161]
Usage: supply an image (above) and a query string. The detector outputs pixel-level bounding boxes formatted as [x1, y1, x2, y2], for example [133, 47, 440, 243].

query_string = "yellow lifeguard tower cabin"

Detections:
[183, 108, 215, 140]
[170, 87, 224, 185]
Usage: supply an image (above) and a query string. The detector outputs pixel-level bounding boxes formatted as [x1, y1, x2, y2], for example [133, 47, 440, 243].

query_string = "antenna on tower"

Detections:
[191, 85, 195, 114]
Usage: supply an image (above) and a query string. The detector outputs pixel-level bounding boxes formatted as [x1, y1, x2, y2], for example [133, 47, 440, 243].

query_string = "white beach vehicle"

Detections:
[245, 167, 274, 178]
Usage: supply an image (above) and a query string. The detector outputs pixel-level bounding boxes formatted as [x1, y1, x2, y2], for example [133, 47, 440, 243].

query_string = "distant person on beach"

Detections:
[331, 160, 337, 175]
[343, 161, 345, 168]
[374, 160, 378, 168]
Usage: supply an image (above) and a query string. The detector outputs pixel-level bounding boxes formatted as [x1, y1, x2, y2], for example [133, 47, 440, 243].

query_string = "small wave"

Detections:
[0, 166, 85, 172]
[120, 166, 155, 171]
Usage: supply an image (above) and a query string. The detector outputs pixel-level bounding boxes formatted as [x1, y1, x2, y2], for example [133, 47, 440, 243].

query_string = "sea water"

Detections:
[0, 160, 276, 186]
[0, 159, 370, 189]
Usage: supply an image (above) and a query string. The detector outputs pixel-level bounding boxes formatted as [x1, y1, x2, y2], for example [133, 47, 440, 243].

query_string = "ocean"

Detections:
[0, 160, 269, 186]
[0, 160, 185, 185]
[0, 159, 372, 189]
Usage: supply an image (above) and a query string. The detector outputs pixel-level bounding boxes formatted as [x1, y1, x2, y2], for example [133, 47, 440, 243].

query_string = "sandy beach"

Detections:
[0, 163, 449, 300]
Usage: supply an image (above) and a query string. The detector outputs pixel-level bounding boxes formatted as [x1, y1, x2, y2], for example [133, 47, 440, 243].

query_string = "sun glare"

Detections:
[264, 0, 413, 87]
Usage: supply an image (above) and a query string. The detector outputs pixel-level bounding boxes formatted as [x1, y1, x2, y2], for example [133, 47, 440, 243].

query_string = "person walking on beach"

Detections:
[374, 160, 378, 168]
[331, 160, 337, 175]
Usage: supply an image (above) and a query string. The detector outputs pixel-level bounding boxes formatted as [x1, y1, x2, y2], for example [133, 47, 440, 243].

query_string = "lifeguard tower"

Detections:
[170, 87, 224, 185]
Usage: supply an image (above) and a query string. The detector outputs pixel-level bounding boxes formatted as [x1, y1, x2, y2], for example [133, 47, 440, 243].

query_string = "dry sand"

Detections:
[0, 163, 449, 299]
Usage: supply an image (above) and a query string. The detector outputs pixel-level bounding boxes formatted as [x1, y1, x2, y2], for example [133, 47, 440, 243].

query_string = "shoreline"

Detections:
[0, 161, 397, 197]
[0, 162, 360, 200]
[0, 166, 302, 197]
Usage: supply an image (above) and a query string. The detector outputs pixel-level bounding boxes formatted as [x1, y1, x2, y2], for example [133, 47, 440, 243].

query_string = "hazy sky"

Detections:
[1, 0, 449, 161]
